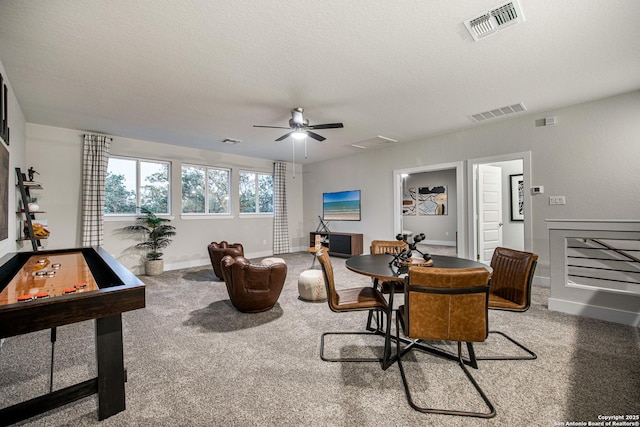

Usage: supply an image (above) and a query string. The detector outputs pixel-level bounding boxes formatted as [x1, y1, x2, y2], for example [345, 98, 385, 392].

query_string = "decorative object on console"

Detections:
[316, 215, 330, 232]
[124, 208, 177, 276]
[388, 233, 432, 267]
[207, 241, 244, 279]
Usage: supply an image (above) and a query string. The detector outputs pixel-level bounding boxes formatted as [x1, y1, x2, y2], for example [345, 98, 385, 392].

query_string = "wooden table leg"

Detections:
[95, 314, 126, 420]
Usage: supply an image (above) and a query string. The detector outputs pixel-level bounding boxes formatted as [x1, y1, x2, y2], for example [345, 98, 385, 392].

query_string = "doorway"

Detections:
[393, 162, 466, 256]
[467, 152, 532, 263]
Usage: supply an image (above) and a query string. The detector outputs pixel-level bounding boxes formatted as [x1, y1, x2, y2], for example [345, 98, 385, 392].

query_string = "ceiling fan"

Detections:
[253, 107, 344, 141]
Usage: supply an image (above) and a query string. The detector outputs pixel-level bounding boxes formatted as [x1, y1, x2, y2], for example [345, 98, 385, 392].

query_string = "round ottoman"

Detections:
[298, 269, 327, 302]
[261, 257, 286, 266]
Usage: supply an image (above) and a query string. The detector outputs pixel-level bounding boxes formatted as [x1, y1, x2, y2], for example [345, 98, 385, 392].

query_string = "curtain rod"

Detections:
[82, 133, 113, 141]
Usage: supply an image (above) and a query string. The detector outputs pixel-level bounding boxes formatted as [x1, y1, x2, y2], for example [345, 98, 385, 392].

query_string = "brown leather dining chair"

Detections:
[365, 240, 409, 332]
[478, 246, 538, 361]
[316, 248, 393, 368]
[395, 266, 495, 418]
[370, 240, 409, 292]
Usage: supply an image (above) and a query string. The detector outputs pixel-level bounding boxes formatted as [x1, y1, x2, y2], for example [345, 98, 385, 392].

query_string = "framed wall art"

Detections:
[510, 174, 524, 221]
[417, 185, 447, 215]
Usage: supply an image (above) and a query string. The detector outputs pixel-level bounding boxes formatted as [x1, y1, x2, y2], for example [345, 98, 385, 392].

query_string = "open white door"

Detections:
[477, 164, 503, 263]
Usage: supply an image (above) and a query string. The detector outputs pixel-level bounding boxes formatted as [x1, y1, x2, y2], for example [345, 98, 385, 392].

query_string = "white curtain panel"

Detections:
[273, 161, 289, 254]
[81, 134, 110, 246]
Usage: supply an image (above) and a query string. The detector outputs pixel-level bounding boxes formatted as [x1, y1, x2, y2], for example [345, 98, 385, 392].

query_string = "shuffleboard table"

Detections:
[0, 246, 145, 426]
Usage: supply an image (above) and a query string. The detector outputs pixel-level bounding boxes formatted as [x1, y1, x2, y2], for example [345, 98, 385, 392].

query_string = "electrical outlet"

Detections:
[262, 239, 267, 245]
[549, 196, 566, 205]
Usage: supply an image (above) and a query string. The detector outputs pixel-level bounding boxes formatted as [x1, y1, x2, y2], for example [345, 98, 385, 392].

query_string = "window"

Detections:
[105, 157, 170, 215]
[182, 165, 230, 214]
[239, 171, 273, 214]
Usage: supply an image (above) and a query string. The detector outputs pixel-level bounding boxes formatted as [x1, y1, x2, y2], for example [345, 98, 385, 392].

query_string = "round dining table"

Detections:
[344, 253, 491, 369]
[345, 253, 490, 282]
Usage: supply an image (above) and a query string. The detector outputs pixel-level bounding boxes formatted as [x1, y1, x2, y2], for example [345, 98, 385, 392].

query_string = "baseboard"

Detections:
[423, 240, 456, 247]
[548, 297, 640, 327]
[164, 250, 277, 273]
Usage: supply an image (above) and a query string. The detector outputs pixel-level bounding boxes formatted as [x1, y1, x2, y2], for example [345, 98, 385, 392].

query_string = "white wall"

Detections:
[303, 90, 640, 282]
[25, 124, 304, 274]
[0, 58, 27, 258]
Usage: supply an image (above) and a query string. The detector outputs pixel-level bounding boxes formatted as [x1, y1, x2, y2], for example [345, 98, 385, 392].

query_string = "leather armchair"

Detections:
[208, 241, 244, 279]
[220, 255, 287, 313]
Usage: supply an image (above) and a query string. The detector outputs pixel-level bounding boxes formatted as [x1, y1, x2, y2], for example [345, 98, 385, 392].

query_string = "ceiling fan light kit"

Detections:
[291, 130, 307, 140]
[254, 107, 344, 143]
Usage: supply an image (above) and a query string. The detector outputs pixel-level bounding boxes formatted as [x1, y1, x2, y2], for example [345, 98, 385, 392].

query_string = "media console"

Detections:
[309, 232, 363, 257]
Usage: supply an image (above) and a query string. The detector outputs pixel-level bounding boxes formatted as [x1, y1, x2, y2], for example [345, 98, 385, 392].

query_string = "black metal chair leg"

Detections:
[322, 309, 393, 368]
[395, 316, 496, 418]
[475, 330, 537, 360]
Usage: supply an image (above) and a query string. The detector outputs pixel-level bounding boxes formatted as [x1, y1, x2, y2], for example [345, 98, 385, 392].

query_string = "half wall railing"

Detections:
[547, 220, 640, 326]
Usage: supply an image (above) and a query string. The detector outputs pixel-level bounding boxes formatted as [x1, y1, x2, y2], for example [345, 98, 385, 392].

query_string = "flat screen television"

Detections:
[322, 190, 361, 221]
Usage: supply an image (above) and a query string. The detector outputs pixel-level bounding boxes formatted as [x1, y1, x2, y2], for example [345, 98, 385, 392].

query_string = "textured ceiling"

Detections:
[1, 0, 639, 164]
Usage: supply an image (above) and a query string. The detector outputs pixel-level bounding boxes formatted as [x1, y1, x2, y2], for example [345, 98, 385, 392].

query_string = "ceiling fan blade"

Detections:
[275, 132, 293, 141]
[253, 125, 291, 129]
[307, 123, 344, 130]
[306, 131, 326, 141]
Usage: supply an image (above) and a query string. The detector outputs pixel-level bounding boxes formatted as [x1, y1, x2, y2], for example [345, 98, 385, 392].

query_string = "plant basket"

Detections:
[145, 259, 164, 276]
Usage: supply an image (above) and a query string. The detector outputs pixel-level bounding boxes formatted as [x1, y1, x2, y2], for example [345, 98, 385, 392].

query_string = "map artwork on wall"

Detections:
[417, 186, 447, 215]
[402, 188, 416, 216]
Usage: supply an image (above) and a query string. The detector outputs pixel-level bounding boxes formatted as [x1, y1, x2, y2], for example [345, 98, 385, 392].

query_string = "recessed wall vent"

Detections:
[464, 1, 524, 41]
[351, 135, 398, 150]
[469, 102, 526, 122]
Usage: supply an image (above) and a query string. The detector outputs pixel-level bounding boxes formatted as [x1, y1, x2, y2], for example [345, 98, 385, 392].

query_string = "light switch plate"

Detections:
[549, 196, 566, 205]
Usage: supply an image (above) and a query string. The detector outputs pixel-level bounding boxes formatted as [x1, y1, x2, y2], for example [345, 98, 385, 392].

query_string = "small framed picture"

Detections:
[510, 174, 524, 221]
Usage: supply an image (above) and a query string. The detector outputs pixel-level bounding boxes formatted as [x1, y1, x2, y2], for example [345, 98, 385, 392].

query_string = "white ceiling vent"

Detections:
[469, 102, 526, 122]
[464, 1, 524, 41]
[351, 135, 398, 150]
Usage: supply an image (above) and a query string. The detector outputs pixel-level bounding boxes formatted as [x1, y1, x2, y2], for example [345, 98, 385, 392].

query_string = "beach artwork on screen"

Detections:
[323, 190, 361, 221]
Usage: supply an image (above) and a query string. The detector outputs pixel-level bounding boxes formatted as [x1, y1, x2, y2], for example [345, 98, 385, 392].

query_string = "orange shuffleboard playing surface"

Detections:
[0, 252, 100, 306]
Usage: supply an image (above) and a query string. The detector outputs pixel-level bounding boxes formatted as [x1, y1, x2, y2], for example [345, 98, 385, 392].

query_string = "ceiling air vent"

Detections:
[351, 135, 398, 150]
[464, 1, 524, 41]
[469, 102, 526, 123]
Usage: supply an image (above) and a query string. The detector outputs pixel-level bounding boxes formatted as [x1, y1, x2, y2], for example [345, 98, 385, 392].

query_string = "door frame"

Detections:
[393, 161, 466, 257]
[466, 151, 532, 261]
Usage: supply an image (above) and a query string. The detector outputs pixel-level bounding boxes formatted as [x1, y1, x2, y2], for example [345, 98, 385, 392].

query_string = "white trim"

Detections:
[180, 214, 234, 220]
[393, 161, 466, 257]
[105, 214, 175, 222]
[548, 297, 640, 327]
[466, 151, 532, 261]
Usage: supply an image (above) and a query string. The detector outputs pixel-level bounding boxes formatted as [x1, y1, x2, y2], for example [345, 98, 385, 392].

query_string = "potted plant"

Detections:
[124, 208, 176, 275]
